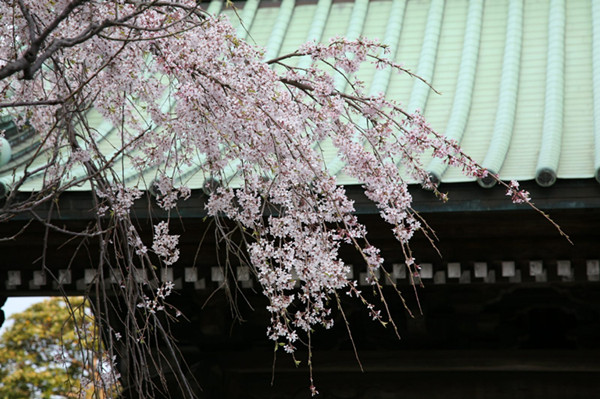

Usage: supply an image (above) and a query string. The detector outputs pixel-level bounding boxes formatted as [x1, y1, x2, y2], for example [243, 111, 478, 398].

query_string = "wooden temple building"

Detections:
[1, 0, 600, 397]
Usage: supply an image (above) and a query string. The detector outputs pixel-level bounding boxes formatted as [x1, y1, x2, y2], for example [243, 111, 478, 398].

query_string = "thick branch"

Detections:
[0, 0, 134, 80]
[0, 0, 206, 81]
[3, 0, 90, 80]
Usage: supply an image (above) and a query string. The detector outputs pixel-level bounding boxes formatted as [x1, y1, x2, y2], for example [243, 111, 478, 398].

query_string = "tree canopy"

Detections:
[0, 297, 119, 399]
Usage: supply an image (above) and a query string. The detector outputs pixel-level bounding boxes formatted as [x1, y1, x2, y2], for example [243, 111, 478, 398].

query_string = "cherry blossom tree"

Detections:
[0, 0, 565, 397]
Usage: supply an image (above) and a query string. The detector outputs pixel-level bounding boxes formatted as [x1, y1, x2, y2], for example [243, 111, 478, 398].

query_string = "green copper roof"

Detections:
[1, 0, 596, 191]
[222, 0, 596, 186]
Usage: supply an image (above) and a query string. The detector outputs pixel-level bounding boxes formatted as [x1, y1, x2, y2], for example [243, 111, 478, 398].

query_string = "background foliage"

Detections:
[0, 297, 117, 399]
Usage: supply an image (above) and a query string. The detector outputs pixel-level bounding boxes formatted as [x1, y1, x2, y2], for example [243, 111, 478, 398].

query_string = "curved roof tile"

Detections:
[406, 0, 444, 116]
[426, 0, 483, 183]
[478, 0, 523, 188]
[536, 0, 566, 187]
